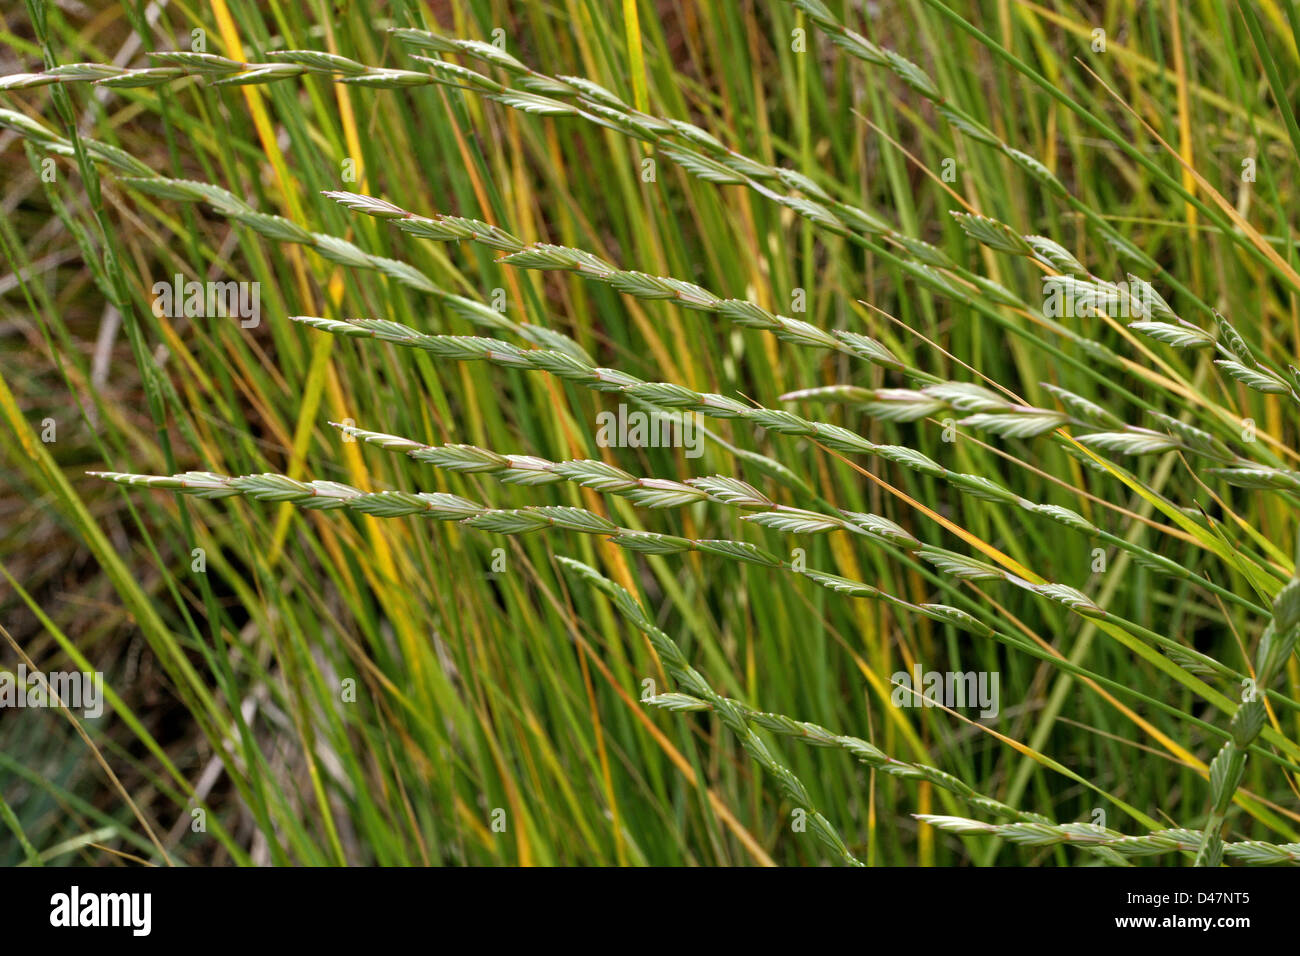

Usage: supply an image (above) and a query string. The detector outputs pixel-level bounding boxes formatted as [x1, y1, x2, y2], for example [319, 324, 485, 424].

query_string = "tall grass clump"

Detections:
[2, 0, 1299, 866]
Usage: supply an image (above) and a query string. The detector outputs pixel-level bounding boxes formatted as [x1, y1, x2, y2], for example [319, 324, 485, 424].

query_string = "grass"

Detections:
[1, 0, 1299, 866]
